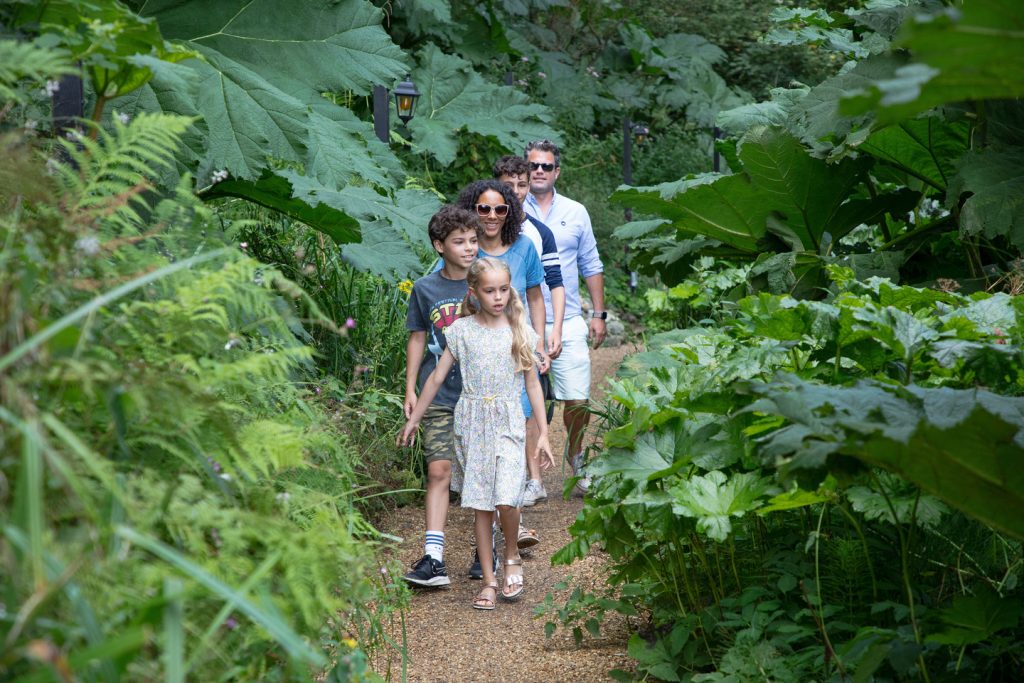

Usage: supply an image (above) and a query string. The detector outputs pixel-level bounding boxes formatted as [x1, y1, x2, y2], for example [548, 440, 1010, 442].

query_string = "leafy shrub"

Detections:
[545, 269, 1024, 681]
[0, 107, 406, 680]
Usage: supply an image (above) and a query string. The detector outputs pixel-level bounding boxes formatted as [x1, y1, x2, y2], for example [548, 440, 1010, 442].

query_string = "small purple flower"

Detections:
[225, 617, 238, 630]
[345, 317, 356, 329]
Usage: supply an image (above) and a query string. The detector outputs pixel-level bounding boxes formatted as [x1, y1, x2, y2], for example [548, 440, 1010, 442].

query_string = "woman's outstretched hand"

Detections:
[396, 420, 419, 447]
[535, 435, 555, 470]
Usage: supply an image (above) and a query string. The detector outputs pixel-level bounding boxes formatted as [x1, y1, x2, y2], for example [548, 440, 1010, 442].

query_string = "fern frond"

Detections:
[0, 39, 75, 104]
[55, 113, 195, 235]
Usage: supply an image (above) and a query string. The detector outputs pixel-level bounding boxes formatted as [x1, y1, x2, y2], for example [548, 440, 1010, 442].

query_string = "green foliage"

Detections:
[549, 268, 1024, 680]
[0, 94, 405, 680]
[407, 43, 560, 165]
[0, 38, 75, 104]
[842, 0, 1024, 123]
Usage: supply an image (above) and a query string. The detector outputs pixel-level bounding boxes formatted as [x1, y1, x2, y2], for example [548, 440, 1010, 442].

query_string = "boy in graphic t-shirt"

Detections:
[402, 205, 481, 587]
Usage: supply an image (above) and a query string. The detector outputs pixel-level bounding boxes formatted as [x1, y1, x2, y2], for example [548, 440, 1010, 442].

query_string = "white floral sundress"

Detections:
[445, 315, 538, 511]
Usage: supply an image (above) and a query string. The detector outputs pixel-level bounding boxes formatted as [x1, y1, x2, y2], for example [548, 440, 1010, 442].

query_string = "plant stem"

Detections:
[836, 503, 878, 601]
[871, 472, 931, 683]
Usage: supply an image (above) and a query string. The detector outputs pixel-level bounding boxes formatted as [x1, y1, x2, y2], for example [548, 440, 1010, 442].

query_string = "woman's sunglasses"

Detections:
[528, 162, 556, 172]
[476, 203, 510, 217]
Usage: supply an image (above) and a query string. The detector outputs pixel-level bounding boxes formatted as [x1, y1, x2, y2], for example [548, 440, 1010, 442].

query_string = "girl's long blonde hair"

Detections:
[463, 257, 536, 372]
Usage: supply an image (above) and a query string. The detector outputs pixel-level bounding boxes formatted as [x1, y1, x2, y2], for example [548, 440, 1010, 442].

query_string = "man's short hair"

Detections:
[428, 204, 480, 245]
[492, 155, 529, 179]
[524, 139, 561, 168]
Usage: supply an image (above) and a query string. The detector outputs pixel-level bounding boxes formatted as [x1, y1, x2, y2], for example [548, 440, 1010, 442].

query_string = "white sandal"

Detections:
[501, 556, 524, 601]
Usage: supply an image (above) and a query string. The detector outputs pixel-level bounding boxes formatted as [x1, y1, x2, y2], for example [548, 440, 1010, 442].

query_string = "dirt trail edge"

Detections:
[379, 344, 637, 682]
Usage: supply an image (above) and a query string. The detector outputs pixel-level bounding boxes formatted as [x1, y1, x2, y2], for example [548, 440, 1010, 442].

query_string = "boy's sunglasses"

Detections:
[476, 203, 510, 217]
[528, 162, 556, 172]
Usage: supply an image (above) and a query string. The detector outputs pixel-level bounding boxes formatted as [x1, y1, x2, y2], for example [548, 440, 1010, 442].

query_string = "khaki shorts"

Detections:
[422, 403, 456, 464]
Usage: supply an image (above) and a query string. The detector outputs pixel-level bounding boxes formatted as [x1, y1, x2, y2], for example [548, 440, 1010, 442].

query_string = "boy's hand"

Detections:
[535, 436, 555, 470]
[547, 330, 562, 359]
[404, 392, 417, 419]
[397, 420, 419, 447]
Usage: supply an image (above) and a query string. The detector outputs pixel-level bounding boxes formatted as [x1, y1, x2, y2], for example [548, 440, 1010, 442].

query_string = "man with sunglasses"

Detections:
[522, 140, 606, 496]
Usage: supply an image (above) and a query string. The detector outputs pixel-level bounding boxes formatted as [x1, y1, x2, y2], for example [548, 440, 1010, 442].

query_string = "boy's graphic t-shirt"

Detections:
[406, 271, 468, 407]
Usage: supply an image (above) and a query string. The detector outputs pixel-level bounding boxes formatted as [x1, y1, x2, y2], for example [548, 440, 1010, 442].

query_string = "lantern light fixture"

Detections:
[393, 75, 421, 125]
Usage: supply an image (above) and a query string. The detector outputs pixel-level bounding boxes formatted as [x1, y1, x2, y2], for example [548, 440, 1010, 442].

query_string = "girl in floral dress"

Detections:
[399, 258, 554, 609]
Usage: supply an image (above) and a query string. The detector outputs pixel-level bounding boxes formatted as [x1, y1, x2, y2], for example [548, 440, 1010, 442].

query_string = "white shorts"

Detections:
[546, 315, 591, 401]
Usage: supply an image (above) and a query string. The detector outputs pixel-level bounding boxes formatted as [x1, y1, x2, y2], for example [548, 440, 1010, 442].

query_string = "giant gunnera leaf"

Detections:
[407, 44, 560, 165]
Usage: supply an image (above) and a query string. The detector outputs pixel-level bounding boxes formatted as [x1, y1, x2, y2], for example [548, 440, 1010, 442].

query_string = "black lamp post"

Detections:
[623, 116, 650, 291]
[372, 74, 421, 143]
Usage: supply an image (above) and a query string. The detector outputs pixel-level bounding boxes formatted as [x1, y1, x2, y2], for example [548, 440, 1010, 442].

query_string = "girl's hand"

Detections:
[397, 420, 419, 447]
[535, 435, 555, 470]
[535, 348, 551, 374]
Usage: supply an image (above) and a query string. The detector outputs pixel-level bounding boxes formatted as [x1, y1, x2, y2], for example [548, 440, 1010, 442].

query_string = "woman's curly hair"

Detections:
[455, 179, 524, 247]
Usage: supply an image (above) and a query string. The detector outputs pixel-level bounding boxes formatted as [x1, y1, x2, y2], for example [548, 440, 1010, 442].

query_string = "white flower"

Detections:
[537, 72, 547, 79]
[275, 492, 291, 503]
[520, 56, 530, 63]
[212, 169, 229, 183]
[74, 236, 101, 255]
[65, 129, 82, 141]
[45, 80, 60, 96]
[117, 112, 130, 124]
[24, 119, 38, 131]
[45, 158, 60, 175]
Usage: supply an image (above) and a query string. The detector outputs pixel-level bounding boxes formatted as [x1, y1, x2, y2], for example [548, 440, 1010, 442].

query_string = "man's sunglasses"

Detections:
[529, 162, 557, 172]
[476, 203, 510, 217]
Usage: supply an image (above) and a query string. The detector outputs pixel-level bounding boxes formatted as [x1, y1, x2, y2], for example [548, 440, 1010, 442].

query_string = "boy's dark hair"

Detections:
[455, 179, 524, 247]
[492, 155, 529, 179]
[524, 139, 561, 168]
[428, 205, 480, 246]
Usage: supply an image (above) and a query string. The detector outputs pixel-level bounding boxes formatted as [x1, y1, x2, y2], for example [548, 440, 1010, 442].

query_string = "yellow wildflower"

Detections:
[398, 279, 414, 296]
[343, 637, 358, 649]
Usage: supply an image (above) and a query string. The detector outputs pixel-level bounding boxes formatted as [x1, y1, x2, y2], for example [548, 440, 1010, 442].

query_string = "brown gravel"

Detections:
[376, 343, 640, 682]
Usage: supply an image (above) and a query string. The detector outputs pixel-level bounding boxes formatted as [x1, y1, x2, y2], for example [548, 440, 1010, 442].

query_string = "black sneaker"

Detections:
[402, 555, 450, 587]
[467, 547, 500, 580]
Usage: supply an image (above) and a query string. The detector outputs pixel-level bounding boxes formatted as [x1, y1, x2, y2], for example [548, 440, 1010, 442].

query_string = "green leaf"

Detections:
[611, 174, 769, 252]
[407, 44, 560, 165]
[117, 526, 326, 667]
[204, 171, 361, 244]
[137, 0, 407, 99]
[671, 471, 772, 541]
[741, 126, 869, 251]
[586, 432, 674, 483]
[947, 148, 1024, 251]
[843, 1, 1024, 123]
[859, 117, 970, 192]
[927, 588, 1024, 646]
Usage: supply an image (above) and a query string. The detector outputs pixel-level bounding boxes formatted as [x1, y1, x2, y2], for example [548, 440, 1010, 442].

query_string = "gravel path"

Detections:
[378, 343, 638, 682]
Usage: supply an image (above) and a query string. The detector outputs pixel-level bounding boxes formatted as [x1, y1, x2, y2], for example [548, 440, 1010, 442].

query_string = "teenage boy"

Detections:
[493, 155, 565, 507]
[523, 139, 606, 496]
[401, 205, 481, 587]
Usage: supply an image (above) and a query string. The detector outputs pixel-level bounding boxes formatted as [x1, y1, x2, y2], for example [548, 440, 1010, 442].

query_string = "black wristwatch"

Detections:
[590, 311, 608, 320]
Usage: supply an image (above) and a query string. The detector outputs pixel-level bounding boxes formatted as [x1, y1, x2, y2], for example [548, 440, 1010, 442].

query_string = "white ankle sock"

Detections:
[424, 530, 444, 561]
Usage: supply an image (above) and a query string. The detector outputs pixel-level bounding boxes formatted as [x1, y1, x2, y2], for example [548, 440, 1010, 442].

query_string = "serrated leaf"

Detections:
[671, 470, 772, 541]
[927, 588, 1024, 646]
[137, 0, 408, 98]
[611, 174, 769, 251]
[843, 2, 1024, 123]
[859, 117, 970, 192]
[947, 148, 1024, 251]
[586, 433, 674, 483]
[741, 126, 869, 251]
[407, 44, 560, 165]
